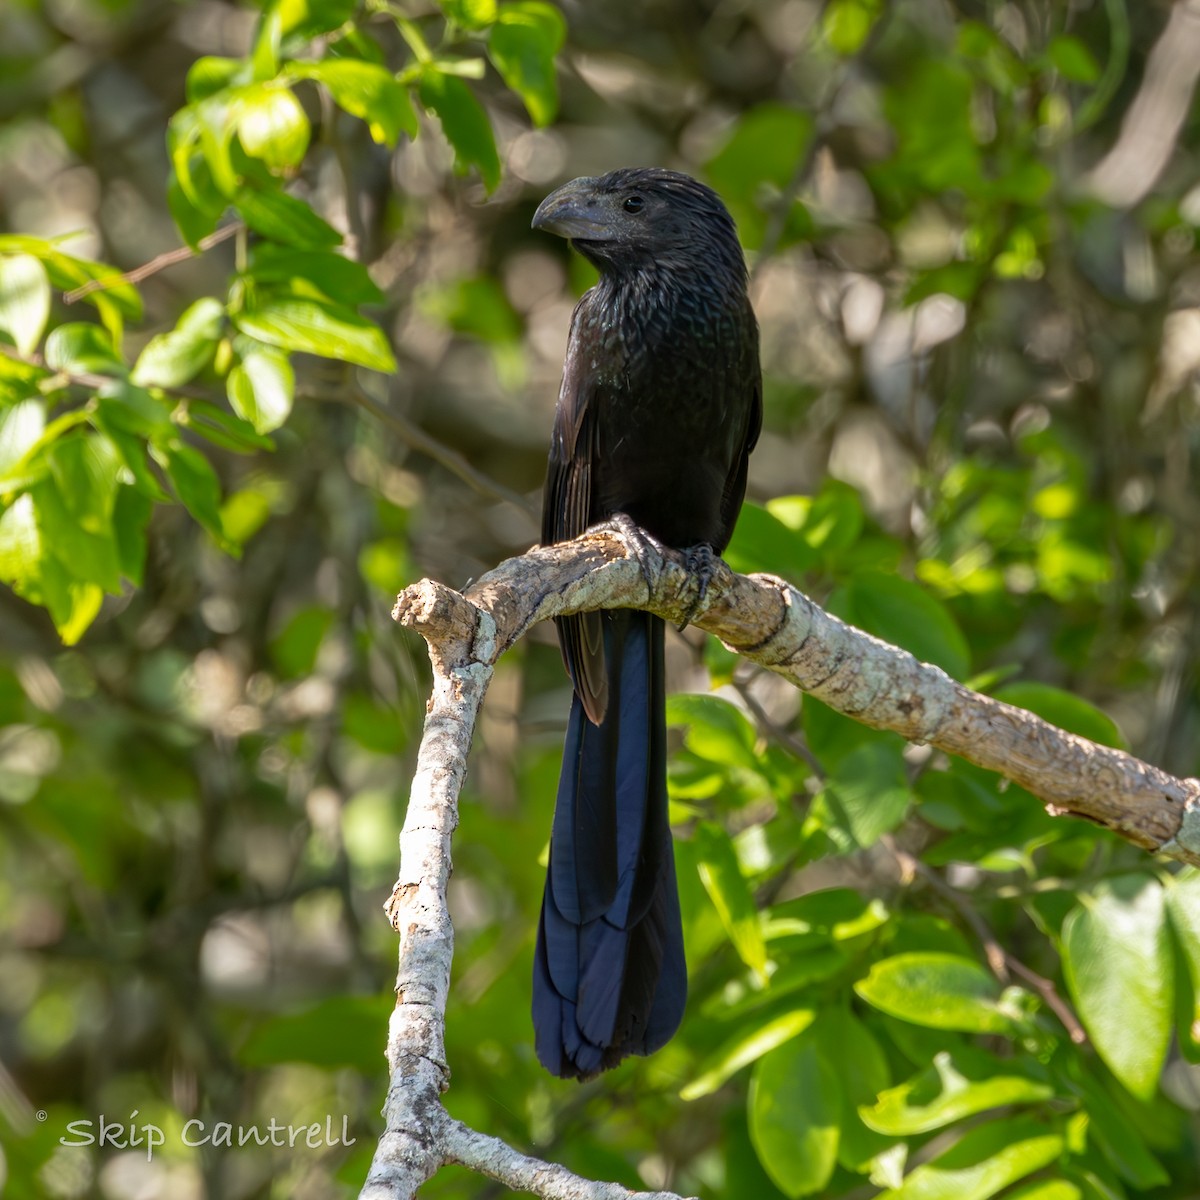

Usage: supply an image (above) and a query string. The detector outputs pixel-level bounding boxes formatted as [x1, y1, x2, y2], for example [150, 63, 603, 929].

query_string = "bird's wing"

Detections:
[718, 325, 763, 550]
[543, 312, 608, 724]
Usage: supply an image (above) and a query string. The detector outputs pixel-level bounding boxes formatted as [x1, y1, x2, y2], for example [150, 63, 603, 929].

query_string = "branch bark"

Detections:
[361, 522, 1200, 1198]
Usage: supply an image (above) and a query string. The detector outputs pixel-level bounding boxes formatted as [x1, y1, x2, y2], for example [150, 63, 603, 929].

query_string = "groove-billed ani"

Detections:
[530, 168, 762, 1078]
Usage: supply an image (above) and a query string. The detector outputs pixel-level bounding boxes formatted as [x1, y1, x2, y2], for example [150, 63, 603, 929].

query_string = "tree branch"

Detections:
[362, 523, 1200, 1198]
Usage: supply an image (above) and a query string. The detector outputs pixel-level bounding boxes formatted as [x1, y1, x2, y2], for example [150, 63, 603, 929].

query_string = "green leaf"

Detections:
[186, 56, 247, 102]
[423, 275, 521, 343]
[418, 69, 500, 192]
[132, 298, 225, 387]
[681, 1008, 816, 1101]
[749, 1034, 841, 1197]
[487, 1, 566, 127]
[291, 60, 417, 146]
[167, 158, 227, 247]
[248, 246, 384, 306]
[233, 186, 342, 249]
[667, 693, 760, 773]
[768, 480, 864, 557]
[1062, 874, 1172, 1100]
[31, 475, 121, 595]
[44, 323, 125, 375]
[822, 0, 883, 55]
[277, 0, 358, 38]
[815, 1009, 891, 1173]
[1166, 871, 1200, 1061]
[152, 439, 226, 542]
[0, 253, 51, 355]
[819, 739, 910, 850]
[1002, 1185, 1081, 1200]
[861, 1049, 1054, 1135]
[270, 604, 335, 677]
[0, 398, 47, 487]
[342, 692, 407, 754]
[221, 481, 277, 547]
[712, 948, 847, 1021]
[234, 293, 395, 371]
[878, 1116, 1063, 1200]
[838, 569, 971, 679]
[855, 953, 1018, 1034]
[1068, 1068, 1169, 1188]
[94, 383, 174, 441]
[723, 501, 817, 576]
[1046, 35, 1101, 84]
[0, 493, 41, 593]
[706, 103, 815, 247]
[227, 343, 294, 433]
[181, 400, 275, 454]
[112, 484, 153, 585]
[993, 682, 1125, 749]
[233, 84, 310, 168]
[440, 0, 497, 29]
[694, 821, 768, 982]
[764, 887, 890, 947]
[47, 432, 123, 532]
[239, 995, 390, 1069]
[0, 235, 142, 337]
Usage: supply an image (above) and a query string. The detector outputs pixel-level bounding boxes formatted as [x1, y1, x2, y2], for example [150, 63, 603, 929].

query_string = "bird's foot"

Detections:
[678, 542, 717, 631]
[607, 513, 668, 575]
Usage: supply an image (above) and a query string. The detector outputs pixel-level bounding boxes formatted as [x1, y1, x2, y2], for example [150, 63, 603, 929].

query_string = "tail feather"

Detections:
[532, 611, 686, 1079]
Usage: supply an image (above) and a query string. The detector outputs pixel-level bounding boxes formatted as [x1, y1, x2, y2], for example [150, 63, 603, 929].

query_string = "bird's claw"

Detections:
[677, 542, 717, 632]
[608, 513, 667, 580]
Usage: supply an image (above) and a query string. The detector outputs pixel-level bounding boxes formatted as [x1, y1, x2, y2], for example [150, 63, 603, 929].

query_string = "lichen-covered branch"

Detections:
[361, 522, 1200, 1199]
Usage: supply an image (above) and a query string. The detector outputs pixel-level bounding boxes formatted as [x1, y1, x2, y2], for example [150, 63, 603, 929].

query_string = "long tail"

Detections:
[532, 610, 687, 1079]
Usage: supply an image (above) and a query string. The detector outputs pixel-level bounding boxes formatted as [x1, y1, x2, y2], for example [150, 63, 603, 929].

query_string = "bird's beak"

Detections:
[531, 177, 611, 241]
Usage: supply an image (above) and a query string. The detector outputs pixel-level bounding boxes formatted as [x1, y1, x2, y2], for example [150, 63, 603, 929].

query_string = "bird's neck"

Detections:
[596, 257, 743, 331]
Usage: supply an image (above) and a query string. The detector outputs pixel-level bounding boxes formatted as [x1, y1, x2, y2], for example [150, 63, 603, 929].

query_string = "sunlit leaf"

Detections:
[152, 439, 227, 543]
[418, 69, 500, 191]
[1062, 874, 1172, 1100]
[0, 399, 47, 487]
[878, 1117, 1063, 1200]
[750, 1033, 841, 1197]
[248, 246, 384, 306]
[694, 821, 768, 982]
[132, 298, 225, 387]
[1046, 35, 1101, 83]
[227, 342, 294, 433]
[855, 953, 1019, 1034]
[861, 1049, 1054, 1135]
[0, 254, 51, 355]
[233, 293, 395, 371]
[818, 739, 910, 850]
[439, 0, 497, 29]
[291, 60, 417, 146]
[681, 1008, 816, 1101]
[487, 1, 566, 127]
[233, 186, 343, 249]
[44, 323, 125, 376]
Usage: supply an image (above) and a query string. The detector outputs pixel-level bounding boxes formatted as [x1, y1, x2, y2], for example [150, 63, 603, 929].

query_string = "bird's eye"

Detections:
[623, 195, 645, 213]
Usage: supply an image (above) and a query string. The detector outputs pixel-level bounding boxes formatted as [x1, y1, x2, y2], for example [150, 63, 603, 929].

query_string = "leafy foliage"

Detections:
[2, 0, 1200, 1198]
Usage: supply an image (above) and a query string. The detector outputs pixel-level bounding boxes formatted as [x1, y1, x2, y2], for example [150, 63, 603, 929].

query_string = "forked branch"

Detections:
[360, 521, 1200, 1199]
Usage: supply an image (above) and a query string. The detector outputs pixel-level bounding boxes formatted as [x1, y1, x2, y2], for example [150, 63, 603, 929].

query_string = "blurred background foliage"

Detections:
[2, 0, 1200, 1196]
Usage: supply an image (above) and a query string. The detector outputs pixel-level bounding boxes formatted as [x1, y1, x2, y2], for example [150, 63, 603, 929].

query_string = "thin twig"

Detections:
[63, 222, 242, 303]
[732, 668, 823, 774]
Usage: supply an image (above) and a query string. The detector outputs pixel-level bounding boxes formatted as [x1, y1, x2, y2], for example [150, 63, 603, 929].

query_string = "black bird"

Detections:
[531, 167, 762, 1078]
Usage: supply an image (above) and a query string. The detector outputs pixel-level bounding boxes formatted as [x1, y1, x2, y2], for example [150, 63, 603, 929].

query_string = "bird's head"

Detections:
[531, 167, 745, 282]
